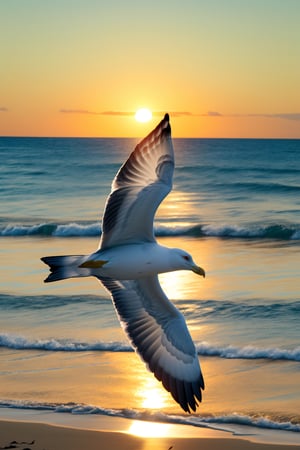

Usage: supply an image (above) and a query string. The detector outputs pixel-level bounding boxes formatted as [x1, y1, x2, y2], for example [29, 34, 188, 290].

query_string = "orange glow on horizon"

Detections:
[2, 110, 300, 138]
[1, 3, 300, 138]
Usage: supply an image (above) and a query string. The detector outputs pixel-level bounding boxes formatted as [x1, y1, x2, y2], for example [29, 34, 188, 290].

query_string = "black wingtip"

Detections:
[162, 113, 171, 136]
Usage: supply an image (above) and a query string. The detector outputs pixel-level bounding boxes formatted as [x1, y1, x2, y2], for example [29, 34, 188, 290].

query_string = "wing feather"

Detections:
[99, 275, 204, 412]
[99, 114, 174, 249]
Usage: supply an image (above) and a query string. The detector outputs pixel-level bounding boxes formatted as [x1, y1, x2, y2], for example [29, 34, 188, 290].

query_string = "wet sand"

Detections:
[1, 419, 300, 450]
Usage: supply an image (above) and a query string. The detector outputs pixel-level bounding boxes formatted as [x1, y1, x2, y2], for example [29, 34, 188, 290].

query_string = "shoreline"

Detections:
[0, 409, 299, 449]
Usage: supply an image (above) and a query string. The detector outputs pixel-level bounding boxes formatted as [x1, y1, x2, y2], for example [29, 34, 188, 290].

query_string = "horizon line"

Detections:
[1, 135, 299, 140]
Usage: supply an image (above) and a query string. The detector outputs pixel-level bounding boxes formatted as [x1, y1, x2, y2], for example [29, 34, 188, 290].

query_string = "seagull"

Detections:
[41, 114, 205, 412]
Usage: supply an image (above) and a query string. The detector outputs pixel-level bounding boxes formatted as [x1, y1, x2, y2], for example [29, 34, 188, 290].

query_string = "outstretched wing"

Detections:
[99, 275, 204, 412]
[99, 114, 174, 249]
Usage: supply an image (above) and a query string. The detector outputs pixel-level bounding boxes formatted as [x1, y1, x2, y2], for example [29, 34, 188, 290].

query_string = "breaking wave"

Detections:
[1, 221, 300, 240]
[0, 399, 299, 433]
[196, 342, 300, 361]
[1, 333, 299, 362]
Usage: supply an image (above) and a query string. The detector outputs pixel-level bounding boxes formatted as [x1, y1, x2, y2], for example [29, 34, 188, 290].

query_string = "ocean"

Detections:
[0, 136, 299, 440]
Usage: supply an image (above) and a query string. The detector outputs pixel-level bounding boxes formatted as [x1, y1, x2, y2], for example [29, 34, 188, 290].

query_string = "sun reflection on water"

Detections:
[159, 270, 196, 300]
[135, 376, 169, 410]
[128, 420, 172, 438]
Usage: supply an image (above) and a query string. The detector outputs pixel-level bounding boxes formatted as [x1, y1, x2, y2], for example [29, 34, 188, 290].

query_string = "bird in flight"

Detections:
[41, 114, 205, 412]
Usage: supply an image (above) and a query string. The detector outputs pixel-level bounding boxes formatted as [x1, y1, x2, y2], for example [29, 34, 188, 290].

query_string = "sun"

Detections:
[135, 108, 152, 123]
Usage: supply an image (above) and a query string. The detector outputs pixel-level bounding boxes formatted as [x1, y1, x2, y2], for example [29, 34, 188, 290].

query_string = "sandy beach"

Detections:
[1, 419, 300, 450]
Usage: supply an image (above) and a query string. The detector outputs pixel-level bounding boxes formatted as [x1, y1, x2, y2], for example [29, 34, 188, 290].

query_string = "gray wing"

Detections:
[99, 275, 204, 412]
[99, 114, 174, 249]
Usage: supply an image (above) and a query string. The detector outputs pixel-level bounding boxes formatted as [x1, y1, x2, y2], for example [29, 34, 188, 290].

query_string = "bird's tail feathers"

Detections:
[41, 255, 90, 283]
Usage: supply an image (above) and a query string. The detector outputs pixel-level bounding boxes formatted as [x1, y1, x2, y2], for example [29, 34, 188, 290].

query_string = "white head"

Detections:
[170, 248, 205, 277]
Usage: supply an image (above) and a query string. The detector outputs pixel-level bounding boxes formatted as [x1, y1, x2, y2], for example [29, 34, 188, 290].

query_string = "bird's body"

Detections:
[41, 114, 205, 412]
[89, 243, 201, 279]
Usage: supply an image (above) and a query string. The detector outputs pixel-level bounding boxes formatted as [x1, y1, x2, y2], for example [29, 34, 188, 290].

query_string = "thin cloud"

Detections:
[60, 109, 134, 116]
[154, 111, 223, 117]
[256, 113, 300, 121]
[60, 109, 103, 115]
[101, 111, 134, 116]
[59, 109, 300, 121]
[228, 113, 300, 121]
[0, 107, 8, 112]
[206, 111, 223, 117]
[278, 113, 300, 121]
[60, 109, 188, 117]
[59, 110, 222, 118]
[153, 111, 193, 117]
[167, 111, 300, 120]
[197, 111, 300, 120]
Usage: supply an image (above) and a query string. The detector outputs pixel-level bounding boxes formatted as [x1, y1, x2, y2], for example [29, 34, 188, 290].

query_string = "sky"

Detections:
[1, 0, 300, 138]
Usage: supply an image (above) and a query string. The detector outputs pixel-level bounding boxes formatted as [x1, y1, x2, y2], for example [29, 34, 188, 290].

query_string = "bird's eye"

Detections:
[182, 255, 190, 261]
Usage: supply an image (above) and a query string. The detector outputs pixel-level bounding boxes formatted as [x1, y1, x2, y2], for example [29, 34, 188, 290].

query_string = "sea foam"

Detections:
[1, 333, 299, 361]
[0, 399, 299, 433]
